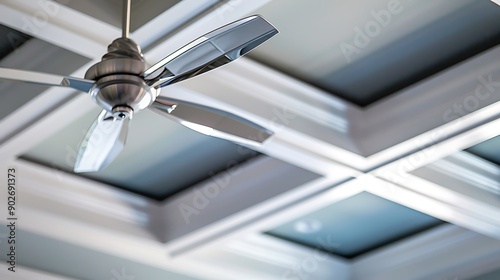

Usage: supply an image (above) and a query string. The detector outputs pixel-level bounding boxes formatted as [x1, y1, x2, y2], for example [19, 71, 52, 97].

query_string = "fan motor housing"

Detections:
[89, 74, 158, 113]
[85, 38, 159, 114]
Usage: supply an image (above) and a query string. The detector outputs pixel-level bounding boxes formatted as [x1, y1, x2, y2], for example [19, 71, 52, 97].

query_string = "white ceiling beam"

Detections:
[360, 45, 500, 167]
[0, 0, 117, 58]
[367, 175, 500, 239]
[373, 112, 500, 183]
[188, 234, 350, 280]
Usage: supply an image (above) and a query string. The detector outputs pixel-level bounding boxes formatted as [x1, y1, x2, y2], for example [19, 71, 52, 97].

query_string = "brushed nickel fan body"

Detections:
[0, 0, 278, 172]
[84, 38, 157, 119]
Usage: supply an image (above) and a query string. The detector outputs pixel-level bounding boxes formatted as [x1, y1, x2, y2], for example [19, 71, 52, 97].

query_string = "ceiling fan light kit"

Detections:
[0, 0, 278, 173]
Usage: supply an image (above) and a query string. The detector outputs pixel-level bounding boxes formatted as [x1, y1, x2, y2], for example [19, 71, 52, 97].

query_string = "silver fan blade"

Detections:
[143, 15, 278, 87]
[0, 67, 94, 92]
[74, 110, 129, 173]
[150, 96, 273, 145]
[61, 77, 95, 92]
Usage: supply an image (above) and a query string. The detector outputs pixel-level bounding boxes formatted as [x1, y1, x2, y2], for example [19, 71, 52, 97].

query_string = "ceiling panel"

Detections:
[249, 0, 500, 106]
[466, 136, 500, 166]
[22, 106, 260, 200]
[265, 192, 443, 259]
[0, 24, 30, 60]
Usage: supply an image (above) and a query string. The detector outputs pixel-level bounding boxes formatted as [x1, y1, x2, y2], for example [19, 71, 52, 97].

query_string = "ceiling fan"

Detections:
[0, 0, 278, 173]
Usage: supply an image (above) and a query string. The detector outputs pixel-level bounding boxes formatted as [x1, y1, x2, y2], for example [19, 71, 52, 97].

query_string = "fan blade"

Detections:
[143, 15, 278, 87]
[74, 110, 129, 173]
[0, 67, 94, 92]
[61, 77, 95, 92]
[150, 96, 273, 145]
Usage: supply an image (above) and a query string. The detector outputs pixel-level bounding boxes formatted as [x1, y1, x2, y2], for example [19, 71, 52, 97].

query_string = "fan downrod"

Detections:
[83, 0, 158, 118]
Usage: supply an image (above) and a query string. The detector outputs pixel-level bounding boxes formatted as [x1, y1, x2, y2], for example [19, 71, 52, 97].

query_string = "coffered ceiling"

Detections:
[1, 1, 500, 279]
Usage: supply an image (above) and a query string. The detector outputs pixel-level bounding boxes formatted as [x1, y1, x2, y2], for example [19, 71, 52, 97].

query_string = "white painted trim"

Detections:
[366, 174, 500, 239]
[374, 115, 500, 180]
[425, 151, 500, 195]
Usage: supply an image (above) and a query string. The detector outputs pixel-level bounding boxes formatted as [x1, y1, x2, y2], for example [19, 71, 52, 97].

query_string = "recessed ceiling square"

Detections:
[265, 192, 443, 259]
[249, 0, 500, 106]
[465, 135, 500, 166]
[22, 107, 260, 200]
